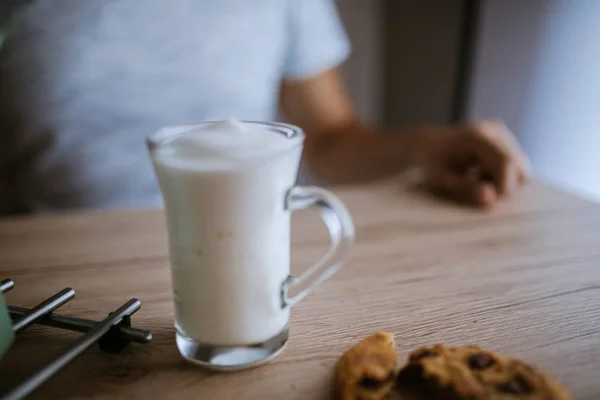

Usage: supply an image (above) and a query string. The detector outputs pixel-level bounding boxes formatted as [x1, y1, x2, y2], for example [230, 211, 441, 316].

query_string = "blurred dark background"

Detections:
[337, 0, 600, 201]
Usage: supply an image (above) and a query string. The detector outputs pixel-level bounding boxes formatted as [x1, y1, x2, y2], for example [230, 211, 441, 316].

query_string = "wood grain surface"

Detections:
[0, 181, 599, 399]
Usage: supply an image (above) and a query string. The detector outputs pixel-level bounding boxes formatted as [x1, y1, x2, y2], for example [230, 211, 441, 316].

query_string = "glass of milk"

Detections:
[147, 119, 354, 371]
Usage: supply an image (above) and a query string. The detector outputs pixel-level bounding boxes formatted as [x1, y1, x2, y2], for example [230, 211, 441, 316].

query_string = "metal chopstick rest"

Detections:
[0, 279, 152, 399]
[4, 278, 150, 343]
[8, 306, 152, 344]
[2, 298, 143, 400]
[11, 288, 75, 333]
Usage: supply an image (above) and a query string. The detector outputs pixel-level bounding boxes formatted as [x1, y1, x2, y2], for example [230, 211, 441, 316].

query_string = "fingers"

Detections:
[496, 160, 519, 198]
[423, 120, 532, 208]
[470, 121, 532, 197]
[476, 182, 498, 207]
[494, 120, 534, 182]
[429, 166, 498, 207]
[518, 169, 530, 185]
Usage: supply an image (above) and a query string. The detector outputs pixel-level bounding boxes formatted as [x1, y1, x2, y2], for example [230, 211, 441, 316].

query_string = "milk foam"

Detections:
[156, 118, 299, 169]
[152, 119, 302, 346]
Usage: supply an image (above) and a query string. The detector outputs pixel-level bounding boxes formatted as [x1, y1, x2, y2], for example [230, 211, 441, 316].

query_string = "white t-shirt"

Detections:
[0, 0, 350, 213]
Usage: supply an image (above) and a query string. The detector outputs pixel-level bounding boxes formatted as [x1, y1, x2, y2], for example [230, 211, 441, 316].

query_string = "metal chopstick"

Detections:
[1, 279, 14, 293]
[11, 288, 75, 333]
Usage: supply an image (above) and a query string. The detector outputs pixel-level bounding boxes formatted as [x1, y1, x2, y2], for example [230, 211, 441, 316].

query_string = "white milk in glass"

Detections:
[151, 119, 302, 346]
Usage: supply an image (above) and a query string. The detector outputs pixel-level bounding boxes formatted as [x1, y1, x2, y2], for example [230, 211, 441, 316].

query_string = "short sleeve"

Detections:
[283, 0, 351, 80]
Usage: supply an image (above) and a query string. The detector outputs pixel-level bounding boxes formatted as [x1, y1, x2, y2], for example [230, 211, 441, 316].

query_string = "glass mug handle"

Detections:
[280, 186, 355, 308]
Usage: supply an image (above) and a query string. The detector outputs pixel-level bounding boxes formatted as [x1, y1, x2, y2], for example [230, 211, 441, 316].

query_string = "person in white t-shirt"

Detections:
[0, 0, 530, 213]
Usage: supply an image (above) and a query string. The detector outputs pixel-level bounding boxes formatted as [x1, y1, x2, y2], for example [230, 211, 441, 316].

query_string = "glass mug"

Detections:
[147, 121, 354, 370]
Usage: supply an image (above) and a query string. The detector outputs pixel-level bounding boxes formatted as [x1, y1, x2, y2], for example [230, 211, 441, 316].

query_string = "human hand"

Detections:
[421, 120, 532, 207]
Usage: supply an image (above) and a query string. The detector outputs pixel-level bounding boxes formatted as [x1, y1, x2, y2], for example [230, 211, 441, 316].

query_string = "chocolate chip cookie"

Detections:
[396, 344, 573, 400]
[336, 332, 399, 400]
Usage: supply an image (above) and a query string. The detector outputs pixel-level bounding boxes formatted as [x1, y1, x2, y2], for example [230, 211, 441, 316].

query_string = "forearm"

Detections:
[280, 68, 437, 183]
[302, 122, 435, 184]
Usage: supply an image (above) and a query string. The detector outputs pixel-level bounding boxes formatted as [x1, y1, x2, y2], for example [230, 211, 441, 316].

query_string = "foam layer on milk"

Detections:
[155, 118, 299, 170]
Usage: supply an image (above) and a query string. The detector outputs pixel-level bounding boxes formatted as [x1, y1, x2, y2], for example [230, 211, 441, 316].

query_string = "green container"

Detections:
[0, 292, 14, 359]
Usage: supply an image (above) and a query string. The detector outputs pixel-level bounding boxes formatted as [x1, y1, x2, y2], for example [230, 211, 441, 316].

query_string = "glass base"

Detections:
[176, 325, 289, 371]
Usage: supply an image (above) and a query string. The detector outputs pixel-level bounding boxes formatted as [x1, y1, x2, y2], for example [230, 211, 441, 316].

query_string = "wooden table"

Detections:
[0, 181, 599, 399]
